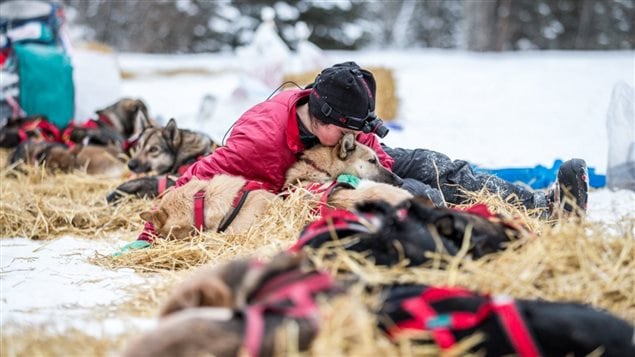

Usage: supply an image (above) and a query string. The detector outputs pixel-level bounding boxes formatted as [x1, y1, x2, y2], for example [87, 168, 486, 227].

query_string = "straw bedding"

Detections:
[2, 147, 634, 356]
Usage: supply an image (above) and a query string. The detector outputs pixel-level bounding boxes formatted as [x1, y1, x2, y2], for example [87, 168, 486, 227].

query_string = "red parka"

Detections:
[176, 89, 394, 192]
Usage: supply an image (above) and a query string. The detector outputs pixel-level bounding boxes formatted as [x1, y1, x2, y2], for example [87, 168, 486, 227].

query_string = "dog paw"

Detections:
[107, 176, 174, 203]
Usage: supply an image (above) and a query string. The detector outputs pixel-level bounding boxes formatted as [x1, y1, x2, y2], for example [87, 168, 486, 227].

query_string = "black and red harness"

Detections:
[192, 180, 268, 233]
[241, 265, 335, 357]
[385, 285, 540, 357]
[289, 207, 372, 253]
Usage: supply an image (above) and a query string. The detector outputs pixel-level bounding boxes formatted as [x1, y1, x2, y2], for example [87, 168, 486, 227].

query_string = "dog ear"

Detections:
[122, 99, 138, 113]
[164, 118, 182, 150]
[134, 99, 148, 114]
[139, 210, 153, 222]
[140, 208, 168, 227]
[337, 133, 357, 160]
[134, 108, 153, 134]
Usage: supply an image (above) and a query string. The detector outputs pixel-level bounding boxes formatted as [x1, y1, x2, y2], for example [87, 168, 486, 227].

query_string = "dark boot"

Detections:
[548, 158, 589, 217]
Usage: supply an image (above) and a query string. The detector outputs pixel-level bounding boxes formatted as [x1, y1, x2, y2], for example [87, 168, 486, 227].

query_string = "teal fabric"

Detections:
[112, 240, 152, 257]
[14, 43, 74, 129]
[337, 174, 360, 188]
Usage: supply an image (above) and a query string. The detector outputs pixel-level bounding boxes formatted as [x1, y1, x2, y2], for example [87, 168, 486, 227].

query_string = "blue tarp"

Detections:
[473, 159, 605, 189]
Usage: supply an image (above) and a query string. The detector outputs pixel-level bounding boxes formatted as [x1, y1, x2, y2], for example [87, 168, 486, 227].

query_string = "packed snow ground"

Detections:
[1, 49, 634, 335]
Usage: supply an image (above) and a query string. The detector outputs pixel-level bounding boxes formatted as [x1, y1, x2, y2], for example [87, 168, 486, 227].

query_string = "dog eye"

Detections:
[368, 158, 377, 164]
[148, 146, 159, 154]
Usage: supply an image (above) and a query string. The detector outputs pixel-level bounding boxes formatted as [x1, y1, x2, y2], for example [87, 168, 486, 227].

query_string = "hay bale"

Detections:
[283, 67, 399, 120]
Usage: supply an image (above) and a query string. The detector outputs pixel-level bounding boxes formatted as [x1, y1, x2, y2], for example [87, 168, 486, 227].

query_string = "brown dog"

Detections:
[7, 140, 126, 177]
[285, 133, 412, 210]
[139, 175, 277, 239]
[94, 97, 150, 140]
[127, 117, 215, 175]
[122, 252, 336, 357]
[106, 118, 217, 203]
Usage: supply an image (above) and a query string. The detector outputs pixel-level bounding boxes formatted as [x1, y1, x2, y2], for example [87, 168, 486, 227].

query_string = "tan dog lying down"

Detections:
[285, 133, 412, 210]
[122, 252, 337, 357]
[140, 175, 277, 239]
[8, 140, 126, 178]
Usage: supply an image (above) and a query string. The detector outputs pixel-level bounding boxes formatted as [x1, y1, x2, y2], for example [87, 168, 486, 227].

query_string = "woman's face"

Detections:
[311, 119, 356, 146]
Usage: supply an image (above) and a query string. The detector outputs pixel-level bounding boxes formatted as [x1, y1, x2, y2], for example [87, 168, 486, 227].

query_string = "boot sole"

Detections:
[557, 158, 589, 212]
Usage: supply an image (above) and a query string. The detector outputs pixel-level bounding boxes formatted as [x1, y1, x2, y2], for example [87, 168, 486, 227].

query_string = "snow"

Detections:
[1, 237, 155, 335]
[1, 49, 634, 336]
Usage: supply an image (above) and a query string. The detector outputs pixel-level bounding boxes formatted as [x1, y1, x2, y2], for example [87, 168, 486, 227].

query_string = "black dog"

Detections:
[381, 284, 635, 357]
[106, 175, 177, 203]
[294, 198, 523, 267]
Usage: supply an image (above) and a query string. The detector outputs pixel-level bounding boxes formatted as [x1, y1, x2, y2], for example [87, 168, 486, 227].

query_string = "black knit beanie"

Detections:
[309, 61, 376, 127]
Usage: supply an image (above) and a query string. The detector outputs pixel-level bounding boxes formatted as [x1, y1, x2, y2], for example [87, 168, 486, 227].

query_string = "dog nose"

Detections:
[128, 159, 138, 170]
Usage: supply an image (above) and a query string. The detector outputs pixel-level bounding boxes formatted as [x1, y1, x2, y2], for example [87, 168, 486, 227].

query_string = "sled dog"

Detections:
[122, 252, 337, 357]
[94, 97, 150, 141]
[107, 118, 217, 203]
[285, 133, 412, 210]
[7, 140, 126, 178]
[127, 118, 216, 175]
[139, 175, 276, 239]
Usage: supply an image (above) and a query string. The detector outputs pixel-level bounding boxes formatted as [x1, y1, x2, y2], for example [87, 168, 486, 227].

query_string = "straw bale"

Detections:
[283, 67, 399, 120]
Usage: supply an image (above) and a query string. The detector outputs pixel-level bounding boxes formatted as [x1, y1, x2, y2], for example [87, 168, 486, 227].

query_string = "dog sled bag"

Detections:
[0, 0, 73, 128]
[14, 43, 73, 129]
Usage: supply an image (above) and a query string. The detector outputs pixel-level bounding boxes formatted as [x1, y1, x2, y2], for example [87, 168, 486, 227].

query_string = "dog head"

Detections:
[334, 133, 402, 186]
[0, 115, 48, 148]
[352, 199, 458, 266]
[402, 197, 525, 259]
[349, 197, 524, 266]
[140, 192, 195, 241]
[127, 118, 180, 174]
[8, 140, 76, 172]
[295, 133, 402, 186]
[160, 252, 306, 316]
[139, 178, 212, 239]
[95, 98, 149, 138]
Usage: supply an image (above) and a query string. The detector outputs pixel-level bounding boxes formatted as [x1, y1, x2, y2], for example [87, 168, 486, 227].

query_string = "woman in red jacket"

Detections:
[125, 61, 587, 248]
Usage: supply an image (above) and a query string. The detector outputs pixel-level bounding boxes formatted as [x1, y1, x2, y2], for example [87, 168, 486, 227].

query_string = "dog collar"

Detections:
[193, 190, 206, 232]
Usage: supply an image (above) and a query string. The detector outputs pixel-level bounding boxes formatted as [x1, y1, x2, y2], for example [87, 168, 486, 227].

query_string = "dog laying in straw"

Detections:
[122, 252, 339, 357]
[139, 175, 276, 238]
[140, 133, 411, 239]
[284, 132, 412, 211]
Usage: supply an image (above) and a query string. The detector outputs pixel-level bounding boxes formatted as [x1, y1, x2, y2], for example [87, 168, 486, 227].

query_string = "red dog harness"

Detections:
[389, 286, 540, 357]
[192, 180, 268, 233]
[242, 268, 335, 357]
